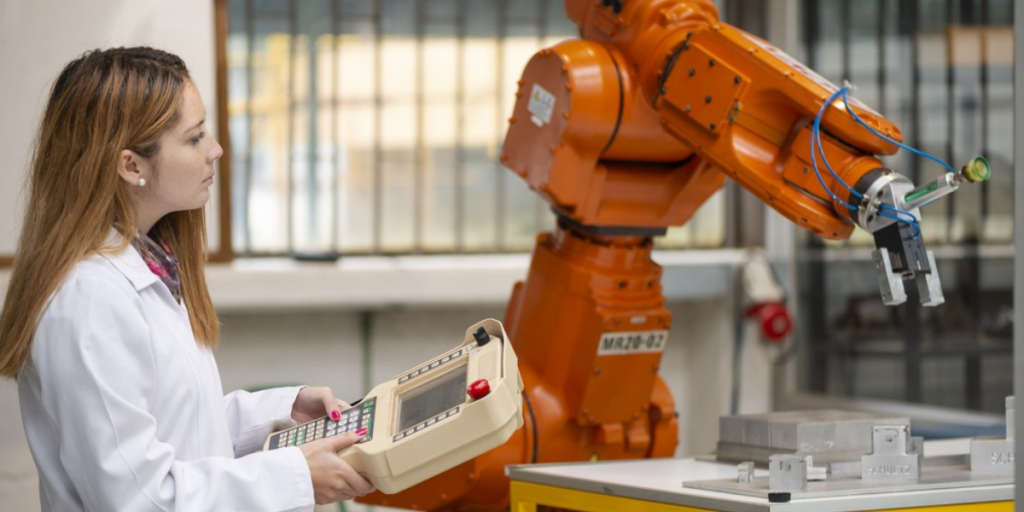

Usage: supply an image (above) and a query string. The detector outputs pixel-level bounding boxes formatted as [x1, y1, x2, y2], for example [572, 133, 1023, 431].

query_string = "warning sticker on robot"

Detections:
[528, 83, 555, 126]
[598, 330, 669, 355]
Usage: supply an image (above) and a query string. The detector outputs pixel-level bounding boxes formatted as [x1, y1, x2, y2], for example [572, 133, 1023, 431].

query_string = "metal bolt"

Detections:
[705, 95, 712, 103]
[709, 58, 716, 66]
[710, 123, 717, 130]
[734, 76, 741, 84]
[689, 68, 695, 77]
[684, 105, 691, 113]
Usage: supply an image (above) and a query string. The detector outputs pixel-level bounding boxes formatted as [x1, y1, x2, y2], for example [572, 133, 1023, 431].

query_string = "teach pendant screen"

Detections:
[398, 365, 469, 433]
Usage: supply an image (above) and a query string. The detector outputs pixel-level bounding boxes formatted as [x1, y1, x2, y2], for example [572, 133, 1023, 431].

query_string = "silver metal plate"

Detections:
[716, 409, 908, 465]
[872, 247, 908, 305]
[915, 250, 945, 306]
[685, 465, 1012, 500]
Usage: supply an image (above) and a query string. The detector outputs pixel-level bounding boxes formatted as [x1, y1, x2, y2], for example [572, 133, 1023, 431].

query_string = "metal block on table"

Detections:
[736, 461, 755, 483]
[861, 425, 921, 481]
[970, 395, 1014, 473]
[716, 410, 908, 465]
[769, 454, 806, 491]
[970, 438, 1014, 472]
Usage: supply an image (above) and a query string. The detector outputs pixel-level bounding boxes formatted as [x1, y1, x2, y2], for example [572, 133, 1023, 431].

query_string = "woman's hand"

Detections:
[299, 432, 376, 503]
[292, 386, 349, 424]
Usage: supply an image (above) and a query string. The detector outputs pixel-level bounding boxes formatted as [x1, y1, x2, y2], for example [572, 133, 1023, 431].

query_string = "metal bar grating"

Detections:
[225, 0, 730, 256]
[799, 0, 1015, 413]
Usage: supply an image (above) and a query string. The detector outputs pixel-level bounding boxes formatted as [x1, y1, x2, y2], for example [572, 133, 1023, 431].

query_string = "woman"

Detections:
[0, 47, 373, 511]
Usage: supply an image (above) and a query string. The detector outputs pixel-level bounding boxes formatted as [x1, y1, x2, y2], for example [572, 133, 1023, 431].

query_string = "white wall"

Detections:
[0, 0, 219, 255]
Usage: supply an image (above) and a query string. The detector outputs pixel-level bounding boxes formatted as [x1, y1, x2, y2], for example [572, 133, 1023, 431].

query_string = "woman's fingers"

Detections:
[302, 433, 375, 503]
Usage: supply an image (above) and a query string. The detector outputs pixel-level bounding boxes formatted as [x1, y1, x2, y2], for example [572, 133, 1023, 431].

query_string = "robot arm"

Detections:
[358, 3, 991, 510]
[505, 0, 991, 306]
[650, 13, 991, 307]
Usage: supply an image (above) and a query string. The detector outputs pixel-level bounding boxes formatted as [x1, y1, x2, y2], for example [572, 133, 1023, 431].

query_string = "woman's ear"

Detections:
[116, 149, 148, 187]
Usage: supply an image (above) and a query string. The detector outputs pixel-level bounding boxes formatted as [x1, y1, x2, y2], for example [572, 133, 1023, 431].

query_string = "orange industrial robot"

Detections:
[359, 1, 989, 510]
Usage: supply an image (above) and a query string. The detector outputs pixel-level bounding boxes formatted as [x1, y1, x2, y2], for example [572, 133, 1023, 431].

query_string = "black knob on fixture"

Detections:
[473, 327, 491, 346]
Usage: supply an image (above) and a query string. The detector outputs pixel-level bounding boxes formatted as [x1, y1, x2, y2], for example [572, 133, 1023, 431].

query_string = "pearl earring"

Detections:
[138, 178, 146, 187]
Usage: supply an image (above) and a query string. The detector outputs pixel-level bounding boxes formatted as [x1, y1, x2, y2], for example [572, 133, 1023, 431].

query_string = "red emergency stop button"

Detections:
[746, 302, 792, 343]
[467, 379, 490, 400]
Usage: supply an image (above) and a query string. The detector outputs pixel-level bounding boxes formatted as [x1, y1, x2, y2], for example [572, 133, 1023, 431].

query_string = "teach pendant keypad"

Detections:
[269, 398, 376, 449]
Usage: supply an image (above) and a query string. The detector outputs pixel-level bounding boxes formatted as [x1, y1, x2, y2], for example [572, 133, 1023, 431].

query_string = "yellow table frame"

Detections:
[510, 480, 1013, 512]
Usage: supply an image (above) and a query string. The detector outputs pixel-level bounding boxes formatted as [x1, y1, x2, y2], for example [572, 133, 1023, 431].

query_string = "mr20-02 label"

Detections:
[597, 330, 668, 355]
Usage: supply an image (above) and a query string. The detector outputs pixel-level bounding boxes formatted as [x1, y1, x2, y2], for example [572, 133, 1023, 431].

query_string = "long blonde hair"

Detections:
[0, 47, 219, 378]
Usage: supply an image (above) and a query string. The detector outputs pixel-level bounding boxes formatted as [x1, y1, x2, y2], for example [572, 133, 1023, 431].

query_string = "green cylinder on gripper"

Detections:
[961, 156, 991, 183]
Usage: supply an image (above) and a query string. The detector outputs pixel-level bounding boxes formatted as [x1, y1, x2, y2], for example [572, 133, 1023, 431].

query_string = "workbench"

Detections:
[507, 457, 1012, 512]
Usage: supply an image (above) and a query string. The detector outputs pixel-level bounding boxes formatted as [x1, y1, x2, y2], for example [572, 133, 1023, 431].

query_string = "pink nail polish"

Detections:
[331, 411, 341, 421]
[355, 428, 367, 437]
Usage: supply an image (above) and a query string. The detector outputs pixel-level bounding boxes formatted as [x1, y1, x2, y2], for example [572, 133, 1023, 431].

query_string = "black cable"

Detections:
[599, 45, 625, 156]
[522, 391, 538, 464]
[729, 313, 744, 416]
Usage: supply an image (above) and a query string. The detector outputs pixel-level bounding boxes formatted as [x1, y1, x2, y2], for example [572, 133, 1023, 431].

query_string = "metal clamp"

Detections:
[860, 425, 922, 481]
[769, 454, 806, 490]
[971, 396, 1015, 472]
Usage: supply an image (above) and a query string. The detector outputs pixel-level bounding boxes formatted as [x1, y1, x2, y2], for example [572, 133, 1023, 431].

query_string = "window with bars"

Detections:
[224, 0, 727, 257]
[805, 0, 1013, 247]
[797, 0, 1014, 415]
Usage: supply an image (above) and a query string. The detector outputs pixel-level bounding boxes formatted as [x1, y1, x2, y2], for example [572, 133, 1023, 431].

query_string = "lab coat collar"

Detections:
[99, 228, 160, 292]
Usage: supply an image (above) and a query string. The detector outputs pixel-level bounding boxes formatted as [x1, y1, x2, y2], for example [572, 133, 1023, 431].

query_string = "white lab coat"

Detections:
[17, 236, 316, 512]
